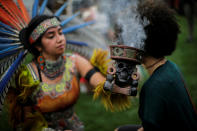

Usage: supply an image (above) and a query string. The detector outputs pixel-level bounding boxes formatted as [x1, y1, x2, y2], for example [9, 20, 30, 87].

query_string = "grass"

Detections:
[168, 16, 197, 106]
[0, 15, 197, 131]
[75, 94, 141, 131]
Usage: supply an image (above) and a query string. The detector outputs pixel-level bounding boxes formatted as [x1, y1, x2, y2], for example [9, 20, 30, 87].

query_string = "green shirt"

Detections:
[139, 60, 197, 131]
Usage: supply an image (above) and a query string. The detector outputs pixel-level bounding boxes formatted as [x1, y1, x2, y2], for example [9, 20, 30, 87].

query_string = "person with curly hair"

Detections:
[115, 0, 197, 131]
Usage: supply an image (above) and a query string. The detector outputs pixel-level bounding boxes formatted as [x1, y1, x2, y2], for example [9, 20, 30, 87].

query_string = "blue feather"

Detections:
[62, 20, 95, 34]
[32, 0, 39, 18]
[0, 50, 18, 59]
[61, 12, 80, 26]
[0, 30, 18, 38]
[54, 2, 67, 16]
[0, 31, 17, 37]
[0, 38, 19, 44]
[0, 51, 26, 104]
[0, 45, 20, 54]
[0, 29, 15, 34]
[0, 28, 16, 35]
[0, 43, 20, 50]
[39, 0, 48, 15]
[0, 22, 17, 33]
[67, 40, 88, 46]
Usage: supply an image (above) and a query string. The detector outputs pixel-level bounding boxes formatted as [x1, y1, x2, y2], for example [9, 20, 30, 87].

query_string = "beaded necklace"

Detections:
[41, 56, 66, 80]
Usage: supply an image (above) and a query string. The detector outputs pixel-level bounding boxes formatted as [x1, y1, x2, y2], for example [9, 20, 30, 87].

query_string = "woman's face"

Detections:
[38, 26, 66, 60]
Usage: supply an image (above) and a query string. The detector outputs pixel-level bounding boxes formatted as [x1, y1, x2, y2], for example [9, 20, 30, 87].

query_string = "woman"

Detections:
[6, 15, 106, 131]
[116, 0, 197, 131]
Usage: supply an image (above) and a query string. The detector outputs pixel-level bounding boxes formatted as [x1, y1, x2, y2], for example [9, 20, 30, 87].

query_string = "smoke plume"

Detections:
[99, 0, 149, 50]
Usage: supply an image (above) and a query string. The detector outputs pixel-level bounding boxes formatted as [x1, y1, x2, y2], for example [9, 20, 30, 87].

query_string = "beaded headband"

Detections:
[29, 17, 60, 44]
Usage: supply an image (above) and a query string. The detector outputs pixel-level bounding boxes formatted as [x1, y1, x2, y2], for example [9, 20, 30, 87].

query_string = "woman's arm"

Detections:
[75, 51, 132, 112]
[75, 54, 105, 87]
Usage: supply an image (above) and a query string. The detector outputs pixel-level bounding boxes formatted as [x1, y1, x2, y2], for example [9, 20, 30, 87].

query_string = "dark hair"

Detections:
[19, 15, 58, 58]
[80, 0, 96, 8]
[138, 0, 180, 58]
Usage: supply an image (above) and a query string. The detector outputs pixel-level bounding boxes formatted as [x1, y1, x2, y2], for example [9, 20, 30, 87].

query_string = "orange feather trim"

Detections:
[0, 0, 26, 27]
[6, 0, 27, 25]
[0, 7, 21, 30]
[17, 0, 30, 23]
[0, 1, 20, 24]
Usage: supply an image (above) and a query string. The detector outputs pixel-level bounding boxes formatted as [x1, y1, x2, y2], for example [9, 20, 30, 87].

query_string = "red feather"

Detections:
[17, 0, 30, 23]
[1, 0, 26, 26]
[6, 0, 28, 25]
[0, 0, 29, 28]
[0, 1, 20, 24]
[0, 7, 21, 30]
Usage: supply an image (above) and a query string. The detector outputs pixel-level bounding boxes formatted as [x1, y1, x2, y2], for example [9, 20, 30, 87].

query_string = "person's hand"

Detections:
[112, 84, 132, 96]
[137, 127, 144, 131]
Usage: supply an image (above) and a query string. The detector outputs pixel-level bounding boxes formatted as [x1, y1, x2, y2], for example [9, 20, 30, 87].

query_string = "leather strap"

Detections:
[85, 67, 99, 82]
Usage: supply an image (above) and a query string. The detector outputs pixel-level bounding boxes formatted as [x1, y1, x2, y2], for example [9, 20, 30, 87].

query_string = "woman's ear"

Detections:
[35, 45, 42, 52]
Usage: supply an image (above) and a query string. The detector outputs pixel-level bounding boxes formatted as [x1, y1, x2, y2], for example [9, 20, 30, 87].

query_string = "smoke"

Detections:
[98, 0, 149, 50]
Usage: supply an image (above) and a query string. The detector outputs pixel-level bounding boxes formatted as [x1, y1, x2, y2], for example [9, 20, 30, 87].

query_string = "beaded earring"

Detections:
[37, 55, 45, 70]
[63, 55, 66, 60]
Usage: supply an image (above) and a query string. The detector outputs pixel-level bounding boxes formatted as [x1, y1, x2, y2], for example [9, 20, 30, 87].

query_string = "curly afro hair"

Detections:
[138, 0, 180, 58]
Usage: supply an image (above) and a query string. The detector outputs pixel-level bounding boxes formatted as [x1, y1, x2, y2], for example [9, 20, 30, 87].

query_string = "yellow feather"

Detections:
[22, 111, 48, 131]
[93, 81, 131, 112]
[90, 49, 111, 76]
[17, 65, 40, 103]
[91, 49, 131, 112]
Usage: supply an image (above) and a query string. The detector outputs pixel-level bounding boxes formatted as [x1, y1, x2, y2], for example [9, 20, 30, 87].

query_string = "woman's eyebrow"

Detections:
[45, 27, 62, 35]
[58, 28, 62, 31]
[45, 31, 55, 35]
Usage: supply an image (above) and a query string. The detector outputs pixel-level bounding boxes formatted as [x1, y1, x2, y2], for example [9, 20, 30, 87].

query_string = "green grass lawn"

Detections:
[168, 16, 197, 105]
[0, 15, 197, 131]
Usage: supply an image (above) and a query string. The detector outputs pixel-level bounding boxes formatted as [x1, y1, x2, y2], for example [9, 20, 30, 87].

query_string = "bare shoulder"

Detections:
[74, 54, 90, 66]
[74, 54, 93, 77]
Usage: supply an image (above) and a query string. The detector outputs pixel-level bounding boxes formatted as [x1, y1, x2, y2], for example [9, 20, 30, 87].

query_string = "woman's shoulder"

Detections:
[63, 53, 77, 62]
[64, 52, 76, 57]
[16, 63, 40, 86]
[64, 53, 86, 65]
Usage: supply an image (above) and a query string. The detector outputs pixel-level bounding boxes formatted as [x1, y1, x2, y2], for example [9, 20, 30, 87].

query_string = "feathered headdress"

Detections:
[0, 0, 94, 113]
